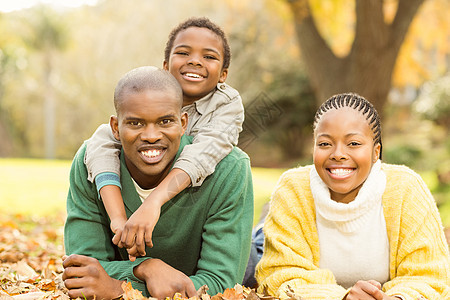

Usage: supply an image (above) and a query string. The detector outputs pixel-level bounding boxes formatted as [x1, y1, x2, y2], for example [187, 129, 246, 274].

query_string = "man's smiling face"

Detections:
[110, 88, 187, 189]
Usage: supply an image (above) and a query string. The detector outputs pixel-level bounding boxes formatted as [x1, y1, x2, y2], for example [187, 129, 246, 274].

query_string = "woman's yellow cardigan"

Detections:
[256, 164, 450, 300]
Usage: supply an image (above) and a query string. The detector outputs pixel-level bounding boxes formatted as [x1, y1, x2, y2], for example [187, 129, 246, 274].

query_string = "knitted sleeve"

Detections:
[255, 167, 348, 300]
[382, 165, 450, 299]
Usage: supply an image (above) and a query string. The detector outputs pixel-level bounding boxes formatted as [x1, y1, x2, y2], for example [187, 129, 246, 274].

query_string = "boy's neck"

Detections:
[182, 88, 216, 107]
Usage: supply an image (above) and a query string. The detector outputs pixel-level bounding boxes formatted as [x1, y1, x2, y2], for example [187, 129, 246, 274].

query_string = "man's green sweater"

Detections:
[64, 135, 254, 296]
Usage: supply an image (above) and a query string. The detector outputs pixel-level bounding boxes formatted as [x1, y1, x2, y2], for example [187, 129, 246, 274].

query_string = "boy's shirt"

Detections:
[65, 135, 254, 296]
[175, 82, 244, 186]
[85, 83, 244, 187]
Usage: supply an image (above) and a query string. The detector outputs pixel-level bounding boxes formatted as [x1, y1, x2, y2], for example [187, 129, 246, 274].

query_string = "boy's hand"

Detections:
[120, 200, 162, 257]
[110, 217, 127, 246]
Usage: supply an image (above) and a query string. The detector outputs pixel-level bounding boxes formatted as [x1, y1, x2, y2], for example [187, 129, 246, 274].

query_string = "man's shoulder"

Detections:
[216, 147, 250, 171]
[73, 141, 89, 167]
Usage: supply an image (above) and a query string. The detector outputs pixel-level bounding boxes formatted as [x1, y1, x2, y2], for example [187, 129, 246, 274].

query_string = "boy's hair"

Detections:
[313, 93, 382, 159]
[114, 66, 183, 114]
[164, 17, 231, 70]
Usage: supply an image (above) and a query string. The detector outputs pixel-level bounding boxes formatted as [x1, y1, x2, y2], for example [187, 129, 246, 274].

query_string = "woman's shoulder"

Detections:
[381, 163, 424, 184]
[273, 165, 313, 191]
[279, 165, 313, 180]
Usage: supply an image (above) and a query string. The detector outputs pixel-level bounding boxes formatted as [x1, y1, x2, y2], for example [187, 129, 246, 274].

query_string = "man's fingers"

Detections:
[185, 281, 197, 298]
[63, 254, 93, 268]
[67, 288, 89, 300]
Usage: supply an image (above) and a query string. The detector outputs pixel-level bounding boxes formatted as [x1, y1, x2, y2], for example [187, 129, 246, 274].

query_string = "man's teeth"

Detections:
[330, 168, 353, 176]
[141, 149, 161, 158]
[185, 73, 202, 78]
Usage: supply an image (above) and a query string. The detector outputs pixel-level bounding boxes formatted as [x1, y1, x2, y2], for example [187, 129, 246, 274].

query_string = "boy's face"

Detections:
[163, 27, 228, 106]
[110, 88, 187, 189]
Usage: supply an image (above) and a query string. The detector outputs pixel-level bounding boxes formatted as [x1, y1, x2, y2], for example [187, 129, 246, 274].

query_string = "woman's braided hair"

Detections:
[313, 93, 382, 159]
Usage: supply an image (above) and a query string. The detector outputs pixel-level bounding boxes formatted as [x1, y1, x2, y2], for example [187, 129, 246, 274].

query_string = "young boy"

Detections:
[84, 17, 244, 259]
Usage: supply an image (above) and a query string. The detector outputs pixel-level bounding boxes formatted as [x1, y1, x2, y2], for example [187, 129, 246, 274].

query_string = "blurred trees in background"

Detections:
[287, 0, 424, 113]
[0, 0, 448, 172]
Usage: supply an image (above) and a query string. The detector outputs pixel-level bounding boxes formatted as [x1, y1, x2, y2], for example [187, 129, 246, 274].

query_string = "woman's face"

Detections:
[313, 107, 381, 203]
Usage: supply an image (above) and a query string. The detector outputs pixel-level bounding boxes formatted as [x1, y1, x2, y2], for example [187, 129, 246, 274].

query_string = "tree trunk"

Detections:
[287, 0, 424, 114]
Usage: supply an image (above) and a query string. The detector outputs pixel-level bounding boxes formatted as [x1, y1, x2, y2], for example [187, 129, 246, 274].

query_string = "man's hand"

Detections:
[62, 254, 124, 300]
[119, 200, 161, 256]
[133, 258, 196, 299]
[344, 280, 399, 300]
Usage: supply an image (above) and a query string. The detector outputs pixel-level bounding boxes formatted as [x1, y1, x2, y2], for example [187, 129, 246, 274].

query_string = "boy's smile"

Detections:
[164, 26, 228, 106]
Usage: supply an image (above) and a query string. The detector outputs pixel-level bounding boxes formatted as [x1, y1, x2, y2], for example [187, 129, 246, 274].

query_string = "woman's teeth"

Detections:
[330, 168, 353, 176]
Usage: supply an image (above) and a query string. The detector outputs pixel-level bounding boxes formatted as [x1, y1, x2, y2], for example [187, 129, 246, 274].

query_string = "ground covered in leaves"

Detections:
[0, 215, 290, 300]
[1, 214, 449, 300]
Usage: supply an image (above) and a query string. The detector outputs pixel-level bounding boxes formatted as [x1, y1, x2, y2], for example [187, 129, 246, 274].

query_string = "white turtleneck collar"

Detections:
[310, 160, 390, 288]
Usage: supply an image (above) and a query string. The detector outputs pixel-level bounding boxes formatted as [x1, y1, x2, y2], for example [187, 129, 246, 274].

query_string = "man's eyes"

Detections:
[159, 119, 173, 125]
[128, 120, 143, 126]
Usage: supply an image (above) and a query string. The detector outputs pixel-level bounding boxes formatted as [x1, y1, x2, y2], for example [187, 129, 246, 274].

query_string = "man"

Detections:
[62, 66, 254, 299]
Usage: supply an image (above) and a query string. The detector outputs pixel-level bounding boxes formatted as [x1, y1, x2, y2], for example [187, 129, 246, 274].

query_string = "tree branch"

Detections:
[286, 0, 343, 97]
[353, 0, 388, 51]
[390, 0, 425, 50]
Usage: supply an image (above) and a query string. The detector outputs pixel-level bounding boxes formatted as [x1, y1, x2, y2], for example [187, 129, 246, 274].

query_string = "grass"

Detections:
[0, 158, 70, 217]
[0, 158, 449, 228]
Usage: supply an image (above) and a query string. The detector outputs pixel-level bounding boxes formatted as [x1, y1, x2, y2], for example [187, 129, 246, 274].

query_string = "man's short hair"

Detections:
[114, 66, 183, 114]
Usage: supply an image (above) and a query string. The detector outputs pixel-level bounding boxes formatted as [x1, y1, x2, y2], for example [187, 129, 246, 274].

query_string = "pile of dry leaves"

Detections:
[0, 214, 67, 299]
[0, 214, 299, 300]
[2, 214, 449, 300]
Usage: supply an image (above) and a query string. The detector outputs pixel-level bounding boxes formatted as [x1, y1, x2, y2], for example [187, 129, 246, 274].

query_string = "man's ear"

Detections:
[180, 112, 188, 134]
[163, 60, 169, 71]
[219, 68, 228, 83]
[110, 115, 120, 141]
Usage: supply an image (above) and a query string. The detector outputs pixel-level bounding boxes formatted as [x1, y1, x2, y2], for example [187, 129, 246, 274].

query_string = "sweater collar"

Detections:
[310, 160, 386, 232]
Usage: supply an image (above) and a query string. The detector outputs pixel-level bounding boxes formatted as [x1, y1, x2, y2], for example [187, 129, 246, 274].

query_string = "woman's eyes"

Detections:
[317, 142, 331, 147]
[317, 141, 362, 147]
